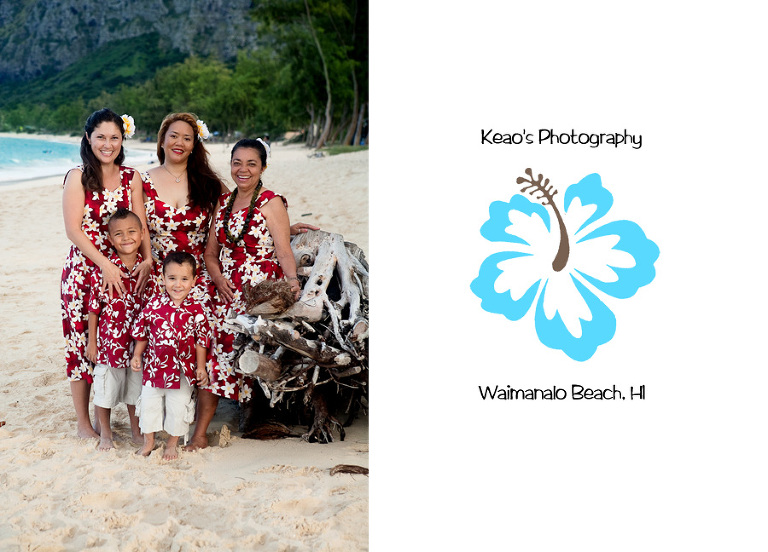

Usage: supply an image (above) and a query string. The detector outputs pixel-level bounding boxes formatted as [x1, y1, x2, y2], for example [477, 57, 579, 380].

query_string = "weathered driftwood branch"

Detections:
[237, 348, 282, 381]
[228, 230, 368, 443]
[226, 315, 352, 366]
[330, 464, 369, 476]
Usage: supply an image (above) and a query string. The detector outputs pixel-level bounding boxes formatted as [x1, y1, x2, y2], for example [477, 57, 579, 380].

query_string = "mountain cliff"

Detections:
[0, 0, 258, 82]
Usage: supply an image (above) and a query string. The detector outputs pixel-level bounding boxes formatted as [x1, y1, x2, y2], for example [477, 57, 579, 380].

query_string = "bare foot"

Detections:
[136, 434, 154, 457]
[136, 444, 152, 456]
[183, 435, 208, 452]
[77, 424, 100, 439]
[97, 436, 114, 451]
[163, 446, 179, 460]
[127, 406, 142, 445]
[163, 436, 180, 460]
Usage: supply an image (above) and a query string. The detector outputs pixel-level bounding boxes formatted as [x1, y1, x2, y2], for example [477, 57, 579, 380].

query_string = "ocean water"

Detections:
[0, 136, 155, 185]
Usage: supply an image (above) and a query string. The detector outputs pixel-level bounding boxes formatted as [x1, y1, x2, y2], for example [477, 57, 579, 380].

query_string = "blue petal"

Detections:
[481, 195, 550, 245]
[471, 251, 541, 321]
[534, 277, 616, 361]
[564, 173, 613, 234]
[575, 220, 660, 299]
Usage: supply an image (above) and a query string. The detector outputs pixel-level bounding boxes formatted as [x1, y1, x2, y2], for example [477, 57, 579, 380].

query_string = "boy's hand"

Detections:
[130, 356, 142, 372]
[196, 368, 209, 387]
[85, 339, 98, 364]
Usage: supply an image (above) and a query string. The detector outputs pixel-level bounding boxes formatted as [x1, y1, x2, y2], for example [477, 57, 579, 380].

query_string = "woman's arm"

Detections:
[130, 171, 153, 293]
[290, 222, 320, 235]
[262, 196, 300, 298]
[203, 201, 236, 302]
[62, 170, 126, 298]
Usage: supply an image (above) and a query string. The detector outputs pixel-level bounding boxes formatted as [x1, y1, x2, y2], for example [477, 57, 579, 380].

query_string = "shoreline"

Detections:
[0, 131, 84, 144]
[0, 132, 159, 187]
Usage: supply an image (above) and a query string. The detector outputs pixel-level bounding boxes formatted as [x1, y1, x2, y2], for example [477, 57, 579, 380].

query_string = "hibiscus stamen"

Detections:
[516, 168, 570, 272]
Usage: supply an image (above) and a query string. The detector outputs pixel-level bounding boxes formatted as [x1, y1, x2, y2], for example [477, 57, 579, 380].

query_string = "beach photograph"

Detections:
[0, 1, 369, 550]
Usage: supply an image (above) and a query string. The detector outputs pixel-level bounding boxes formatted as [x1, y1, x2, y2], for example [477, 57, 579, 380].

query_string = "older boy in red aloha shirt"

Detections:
[86, 208, 156, 451]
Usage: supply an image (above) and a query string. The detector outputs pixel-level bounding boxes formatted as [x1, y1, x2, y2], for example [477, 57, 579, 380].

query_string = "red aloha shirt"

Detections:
[88, 253, 157, 369]
[131, 293, 212, 389]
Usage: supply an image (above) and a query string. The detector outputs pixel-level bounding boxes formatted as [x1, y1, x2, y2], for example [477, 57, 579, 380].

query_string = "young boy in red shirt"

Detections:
[131, 251, 211, 460]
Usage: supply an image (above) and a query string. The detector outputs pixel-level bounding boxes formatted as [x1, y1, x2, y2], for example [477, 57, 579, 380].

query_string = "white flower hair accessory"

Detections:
[121, 114, 136, 138]
[256, 137, 271, 157]
[196, 119, 210, 141]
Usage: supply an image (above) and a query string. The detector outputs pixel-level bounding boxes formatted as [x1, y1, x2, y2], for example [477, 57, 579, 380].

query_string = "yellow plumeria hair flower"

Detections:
[196, 119, 210, 141]
[121, 114, 136, 138]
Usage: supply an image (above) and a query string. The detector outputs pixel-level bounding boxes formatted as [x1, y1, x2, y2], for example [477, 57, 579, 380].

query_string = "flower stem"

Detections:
[515, 168, 570, 272]
[550, 202, 569, 272]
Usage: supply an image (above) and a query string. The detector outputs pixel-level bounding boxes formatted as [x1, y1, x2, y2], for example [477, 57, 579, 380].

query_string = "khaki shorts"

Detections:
[93, 363, 142, 409]
[136, 378, 195, 437]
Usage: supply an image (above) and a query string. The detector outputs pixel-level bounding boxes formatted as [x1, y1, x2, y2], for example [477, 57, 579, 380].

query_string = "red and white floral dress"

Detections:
[88, 252, 157, 369]
[131, 293, 212, 388]
[61, 166, 135, 382]
[206, 190, 287, 402]
[141, 172, 213, 309]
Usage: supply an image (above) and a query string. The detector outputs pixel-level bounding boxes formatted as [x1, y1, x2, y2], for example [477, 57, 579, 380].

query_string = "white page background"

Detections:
[370, 2, 766, 549]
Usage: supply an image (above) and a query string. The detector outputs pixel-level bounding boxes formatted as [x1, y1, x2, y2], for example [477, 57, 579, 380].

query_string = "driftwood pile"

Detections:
[224, 230, 369, 443]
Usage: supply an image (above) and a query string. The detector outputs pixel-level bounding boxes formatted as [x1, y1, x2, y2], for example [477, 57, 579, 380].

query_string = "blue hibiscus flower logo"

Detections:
[471, 168, 659, 361]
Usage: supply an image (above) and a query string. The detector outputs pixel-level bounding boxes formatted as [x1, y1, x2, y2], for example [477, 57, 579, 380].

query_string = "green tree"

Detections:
[252, 0, 368, 147]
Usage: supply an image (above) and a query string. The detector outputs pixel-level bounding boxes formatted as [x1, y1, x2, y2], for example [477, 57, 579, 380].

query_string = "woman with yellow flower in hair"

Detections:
[62, 108, 150, 439]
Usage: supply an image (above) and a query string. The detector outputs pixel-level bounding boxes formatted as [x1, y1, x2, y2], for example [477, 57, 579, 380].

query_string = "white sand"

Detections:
[0, 135, 369, 551]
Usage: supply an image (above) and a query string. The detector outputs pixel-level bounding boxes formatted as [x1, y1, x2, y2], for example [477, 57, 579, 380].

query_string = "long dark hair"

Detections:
[80, 108, 126, 192]
[157, 113, 222, 214]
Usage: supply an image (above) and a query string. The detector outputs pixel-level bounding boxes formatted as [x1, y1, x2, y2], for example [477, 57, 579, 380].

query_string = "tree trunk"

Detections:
[343, 71, 359, 146]
[306, 104, 316, 147]
[304, 0, 333, 149]
[329, 115, 345, 144]
[353, 101, 366, 146]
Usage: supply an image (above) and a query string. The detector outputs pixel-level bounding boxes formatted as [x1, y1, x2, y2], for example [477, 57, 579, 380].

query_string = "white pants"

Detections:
[136, 378, 195, 437]
[93, 363, 142, 409]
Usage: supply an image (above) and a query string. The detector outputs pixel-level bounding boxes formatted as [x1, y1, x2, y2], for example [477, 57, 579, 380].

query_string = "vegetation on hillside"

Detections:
[0, 0, 368, 147]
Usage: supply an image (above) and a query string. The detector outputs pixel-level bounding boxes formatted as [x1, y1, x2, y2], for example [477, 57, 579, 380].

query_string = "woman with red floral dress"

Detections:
[185, 138, 301, 451]
[134, 113, 224, 308]
[62, 108, 151, 439]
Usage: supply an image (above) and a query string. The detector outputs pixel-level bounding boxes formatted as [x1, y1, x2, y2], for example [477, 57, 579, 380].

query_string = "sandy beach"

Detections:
[0, 134, 369, 550]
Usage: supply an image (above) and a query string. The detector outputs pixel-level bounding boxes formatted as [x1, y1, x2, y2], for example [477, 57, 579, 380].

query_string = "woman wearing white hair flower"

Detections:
[61, 107, 149, 439]
[185, 137, 301, 451]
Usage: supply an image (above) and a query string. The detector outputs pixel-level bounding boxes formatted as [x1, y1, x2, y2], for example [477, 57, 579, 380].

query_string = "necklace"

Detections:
[223, 182, 263, 244]
[161, 164, 186, 183]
